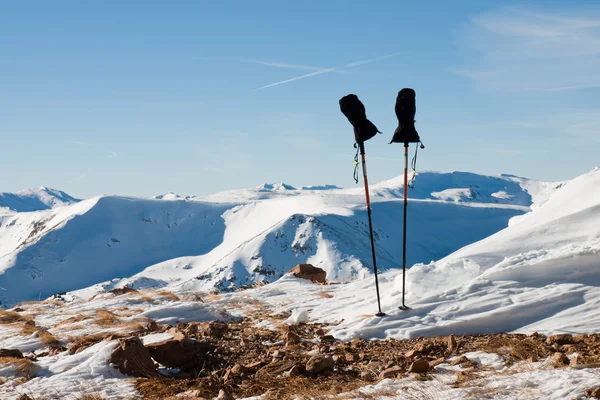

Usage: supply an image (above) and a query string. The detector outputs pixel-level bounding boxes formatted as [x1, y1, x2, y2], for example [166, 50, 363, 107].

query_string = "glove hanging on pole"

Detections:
[339, 94, 386, 318]
[388, 88, 424, 312]
[390, 88, 420, 144]
[339, 94, 381, 144]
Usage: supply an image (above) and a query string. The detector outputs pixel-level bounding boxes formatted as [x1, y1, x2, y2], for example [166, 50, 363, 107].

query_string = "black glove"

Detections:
[339, 94, 381, 144]
[390, 88, 420, 144]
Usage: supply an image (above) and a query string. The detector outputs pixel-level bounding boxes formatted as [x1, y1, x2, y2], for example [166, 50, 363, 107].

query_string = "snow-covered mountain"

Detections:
[0, 171, 559, 306]
[0, 187, 80, 213]
[239, 167, 600, 340]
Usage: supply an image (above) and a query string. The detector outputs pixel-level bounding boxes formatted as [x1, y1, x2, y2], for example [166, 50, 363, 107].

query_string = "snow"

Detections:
[140, 301, 232, 325]
[284, 308, 310, 325]
[0, 187, 80, 213]
[1, 341, 139, 400]
[221, 168, 600, 341]
[1, 171, 540, 306]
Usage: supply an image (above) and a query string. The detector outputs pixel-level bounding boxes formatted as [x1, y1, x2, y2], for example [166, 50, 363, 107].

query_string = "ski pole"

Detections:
[359, 141, 386, 317]
[399, 143, 410, 310]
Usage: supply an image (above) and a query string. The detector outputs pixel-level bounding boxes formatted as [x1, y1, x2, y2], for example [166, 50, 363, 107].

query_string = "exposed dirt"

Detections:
[134, 316, 600, 400]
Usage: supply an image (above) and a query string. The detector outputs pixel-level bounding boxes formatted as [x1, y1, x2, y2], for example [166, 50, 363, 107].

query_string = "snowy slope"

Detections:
[0, 187, 80, 213]
[230, 168, 600, 340]
[0, 196, 231, 306]
[1, 171, 554, 306]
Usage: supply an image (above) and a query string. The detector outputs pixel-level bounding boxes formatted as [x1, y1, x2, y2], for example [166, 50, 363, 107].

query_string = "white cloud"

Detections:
[455, 6, 600, 92]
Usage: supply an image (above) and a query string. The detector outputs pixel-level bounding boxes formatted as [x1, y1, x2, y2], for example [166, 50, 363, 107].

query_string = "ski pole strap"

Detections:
[353, 143, 360, 184]
[408, 141, 424, 189]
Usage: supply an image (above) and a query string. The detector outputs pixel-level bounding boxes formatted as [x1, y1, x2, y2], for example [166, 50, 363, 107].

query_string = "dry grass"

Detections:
[95, 309, 120, 326]
[205, 293, 221, 301]
[316, 291, 334, 299]
[38, 329, 60, 346]
[67, 333, 113, 354]
[158, 290, 180, 301]
[0, 309, 25, 323]
[57, 314, 91, 327]
[0, 357, 38, 377]
[118, 321, 145, 332]
[138, 295, 157, 303]
[21, 322, 38, 335]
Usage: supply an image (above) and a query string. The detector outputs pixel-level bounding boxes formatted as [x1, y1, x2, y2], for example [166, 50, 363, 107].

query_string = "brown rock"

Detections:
[585, 387, 600, 399]
[321, 335, 336, 343]
[429, 357, 446, 368]
[146, 336, 208, 368]
[271, 349, 285, 359]
[345, 352, 359, 362]
[414, 342, 431, 353]
[404, 350, 417, 359]
[305, 355, 334, 375]
[286, 330, 301, 345]
[145, 319, 159, 332]
[551, 352, 569, 367]
[408, 358, 430, 373]
[217, 389, 234, 400]
[546, 334, 574, 346]
[570, 355, 585, 367]
[165, 390, 206, 399]
[447, 335, 457, 354]
[287, 264, 327, 284]
[24, 320, 36, 328]
[379, 366, 402, 380]
[17, 395, 33, 400]
[207, 321, 228, 338]
[0, 349, 24, 359]
[109, 287, 138, 296]
[109, 337, 156, 377]
[450, 356, 469, 366]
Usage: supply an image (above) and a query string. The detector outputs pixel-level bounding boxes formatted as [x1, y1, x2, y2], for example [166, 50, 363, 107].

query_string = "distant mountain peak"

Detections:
[256, 183, 297, 192]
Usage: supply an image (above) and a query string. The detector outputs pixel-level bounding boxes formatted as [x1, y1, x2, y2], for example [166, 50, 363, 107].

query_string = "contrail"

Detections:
[255, 52, 403, 90]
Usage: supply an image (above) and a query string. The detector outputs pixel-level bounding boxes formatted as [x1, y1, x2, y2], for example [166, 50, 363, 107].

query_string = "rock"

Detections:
[345, 353, 359, 362]
[207, 321, 228, 338]
[404, 350, 417, 359]
[287, 264, 327, 284]
[217, 389, 234, 400]
[450, 356, 469, 366]
[561, 344, 577, 353]
[23, 320, 36, 328]
[447, 335, 457, 354]
[145, 319, 159, 332]
[429, 357, 446, 368]
[570, 355, 586, 367]
[109, 287, 138, 296]
[408, 358, 430, 373]
[546, 334, 574, 346]
[286, 330, 301, 345]
[551, 352, 569, 367]
[109, 337, 156, 377]
[305, 355, 334, 375]
[315, 328, 325, 336]
[17, 395, 33, 400]
[321, 335, 336, 343]
[585, 387, 600, 399]
[379, 366, 402, 380]
[360, 370, 376, 381]
[0, 349, 24, 359]
[414, 342, 431, 353]
[146, 336, 208, 368]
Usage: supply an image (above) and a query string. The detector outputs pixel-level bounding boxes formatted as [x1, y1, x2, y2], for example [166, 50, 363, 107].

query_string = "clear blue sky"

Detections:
[2, 1, 599, 198]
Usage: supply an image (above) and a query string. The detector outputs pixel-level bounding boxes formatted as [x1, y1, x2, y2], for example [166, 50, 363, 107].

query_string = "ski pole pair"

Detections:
[339, 89, 424, 317]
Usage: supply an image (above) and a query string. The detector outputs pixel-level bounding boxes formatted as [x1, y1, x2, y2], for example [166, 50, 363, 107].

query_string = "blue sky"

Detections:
[2, 1, 600, 198]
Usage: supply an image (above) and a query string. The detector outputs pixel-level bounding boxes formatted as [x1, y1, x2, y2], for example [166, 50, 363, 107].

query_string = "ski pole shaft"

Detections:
[359, 142, 385, 317]
[400, 143, 409, 309]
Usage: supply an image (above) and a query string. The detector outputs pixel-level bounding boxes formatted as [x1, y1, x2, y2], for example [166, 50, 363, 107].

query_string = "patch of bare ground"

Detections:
[133, 321, 600, 400]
